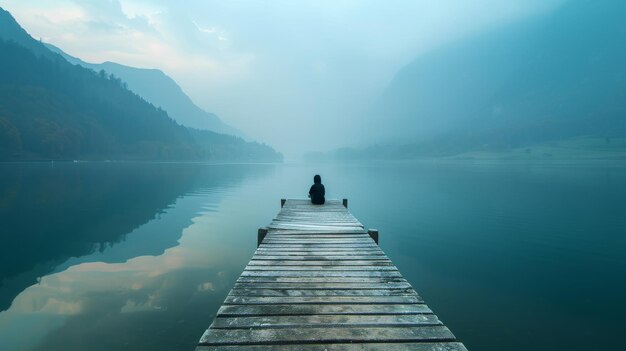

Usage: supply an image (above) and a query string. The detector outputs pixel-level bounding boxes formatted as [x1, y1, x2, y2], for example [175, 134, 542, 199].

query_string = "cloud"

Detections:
[192, 20, 216, 34]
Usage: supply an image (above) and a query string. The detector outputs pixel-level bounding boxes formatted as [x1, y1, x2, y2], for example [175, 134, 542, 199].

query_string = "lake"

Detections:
[1, 161, 625, 351]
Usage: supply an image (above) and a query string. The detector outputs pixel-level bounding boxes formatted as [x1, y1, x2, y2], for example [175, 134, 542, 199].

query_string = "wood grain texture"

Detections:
[217, 303, 434, 316]
[199, 326, 455, 345]
[210, 314, 442, 328]
[195, 199, 465, 351]
[197, 342, 468, 351]
[233, 282, 415, 290]
[227, 288, 417, 297]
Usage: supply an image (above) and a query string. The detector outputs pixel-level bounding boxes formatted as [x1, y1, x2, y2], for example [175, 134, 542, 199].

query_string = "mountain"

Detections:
[0, 8, 281, 161]
[45, 44, 245, 138]
[358, 0, 626, 158]
[0, 8, 58, 61]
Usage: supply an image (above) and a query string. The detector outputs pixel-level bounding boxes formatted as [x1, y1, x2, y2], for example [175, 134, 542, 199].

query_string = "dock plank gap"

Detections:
[196, 199, 467, 351]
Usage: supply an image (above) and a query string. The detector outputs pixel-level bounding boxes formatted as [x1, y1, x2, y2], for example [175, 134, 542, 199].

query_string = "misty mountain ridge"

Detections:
[0, 8, 281, 161]
[346, 0, 626, 159]
[0, 7, 61, 62]
[44, 43, 246, 138]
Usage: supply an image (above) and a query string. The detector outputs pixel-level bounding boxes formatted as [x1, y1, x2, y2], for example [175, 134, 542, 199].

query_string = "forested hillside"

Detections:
[45, 44, 244, 138]
[0, 9, 281, 161]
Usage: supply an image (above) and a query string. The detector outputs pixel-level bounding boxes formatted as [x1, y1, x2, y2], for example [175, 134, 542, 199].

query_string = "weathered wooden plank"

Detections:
[258, 246, 380, 250]
[265, 235, 368, 239]
[255, 246, 383, 253]
[273, 213, 357, 216]
[264, 235, 369, 238]
[271, 228, 367, 234]
[199, 326, 455, 345]
[260, 241, 375, 245]
[268, 225, 366, 230]
[244, 265, 398, 271]
[210, 314, 441, 329]
[254, 252, 383, 256]
[227, 288, 416, 297]
[256, 252, 384, 256]
[253, 250, 380, 259]
[271, 220, 363, 225]
[267, 230, 364, 233]
[275, 215, 355, 217]
[253, 252, 386, 257]
[263, 240, 371, 243]
[278, 208, 348, 212]
[262, 239, 374, 243]
[261, 242, 375, 247]
[266, 234, 367, 237]
[197, 342, 468, 351]
[240, 271, 402, 278]
[249, 255, 389, 260]
[267, 230, 367, 234]
[275, 213, 358, 217]
[270, 225, 365, 230]
[268, 229, 367, 234]
[235, 281, 408, 287]
[247, 260, 393, 266]
[266, 233, 366, 236]
[260, 243, 376, 247]
[237, 277, 407, 283]
[223, 295, 422, 305]
[268, 226, 366, 230]
[272, 221, 362, 226]
[257, 245, 381, 250]
[217, 303, 433, 316]
[267, 228, 367, 232]
[270, 223, 362, 227]
[258, 241, 376, 246]
[272, 217, 357, 220]
[275, 213, 357, 217]
[260, 247, 377, 251]
[233, 282, 414, 290]
[265, 234, 368, 238]
[254, 251, 387, 259]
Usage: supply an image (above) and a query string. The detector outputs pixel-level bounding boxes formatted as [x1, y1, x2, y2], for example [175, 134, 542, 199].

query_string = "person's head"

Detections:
[313, 174, 321, 184]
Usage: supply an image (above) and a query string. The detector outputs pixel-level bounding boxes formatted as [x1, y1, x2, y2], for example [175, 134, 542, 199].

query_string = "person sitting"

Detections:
[308, 174, 325, 205]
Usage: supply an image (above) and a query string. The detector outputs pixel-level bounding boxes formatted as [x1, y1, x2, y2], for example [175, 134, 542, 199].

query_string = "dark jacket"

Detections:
[309, 183, 325, 204]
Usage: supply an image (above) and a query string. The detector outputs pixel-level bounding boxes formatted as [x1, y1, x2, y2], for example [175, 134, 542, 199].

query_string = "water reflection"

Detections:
[0, 162, 275, 351]
[1, 161, 625, 351]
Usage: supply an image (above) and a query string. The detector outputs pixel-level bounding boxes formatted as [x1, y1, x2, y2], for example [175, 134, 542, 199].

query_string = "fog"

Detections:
[2, 3, 626, 349]
[1, 0, 564, 157]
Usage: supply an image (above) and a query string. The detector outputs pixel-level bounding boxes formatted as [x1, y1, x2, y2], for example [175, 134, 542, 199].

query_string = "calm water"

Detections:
[1, 161, 625, 351]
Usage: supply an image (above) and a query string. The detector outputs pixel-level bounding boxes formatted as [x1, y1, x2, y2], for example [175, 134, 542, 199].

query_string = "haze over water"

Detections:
[1, 1, 626, 349]
[1, 161, 625, 351]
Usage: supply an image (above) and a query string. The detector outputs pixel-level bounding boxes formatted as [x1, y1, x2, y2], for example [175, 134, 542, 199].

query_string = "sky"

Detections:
[0, 0, 564, 156]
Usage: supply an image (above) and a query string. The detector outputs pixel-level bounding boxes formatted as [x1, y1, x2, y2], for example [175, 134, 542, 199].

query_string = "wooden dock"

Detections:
[196, 199, 467, 351]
